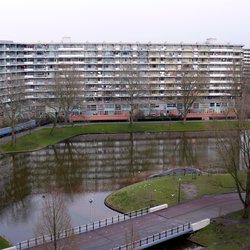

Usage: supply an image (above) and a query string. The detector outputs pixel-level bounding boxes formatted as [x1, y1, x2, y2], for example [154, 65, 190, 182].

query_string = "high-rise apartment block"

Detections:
[244, 49, 250, 78]
[0, 38, 246, 121]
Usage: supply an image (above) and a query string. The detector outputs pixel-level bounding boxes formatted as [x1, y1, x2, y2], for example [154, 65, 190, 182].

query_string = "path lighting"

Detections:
[178, 178, 181, 204]
[89, 198, 94, 222]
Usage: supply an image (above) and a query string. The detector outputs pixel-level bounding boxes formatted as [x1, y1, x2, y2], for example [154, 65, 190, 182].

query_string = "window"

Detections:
[87, 105, 96, 111]
[167, 103, 176, 107]
[115, 105, 121, 110]
[177, 103, 183, 109]
[193, 103, 199, 109]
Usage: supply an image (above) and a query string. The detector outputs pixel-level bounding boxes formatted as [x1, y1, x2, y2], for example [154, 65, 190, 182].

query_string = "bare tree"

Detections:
[0, 76, 25, 146]
[119, 64, 149, 125]
[216, 125, 250, 218]
[125, 221, 140, 250]
[176, 64, 208, 123]
[220, 63, 243, 121]
[34, 190, 74, 250]
[216, 73, 250, 218]
[51, 64, 85, 125]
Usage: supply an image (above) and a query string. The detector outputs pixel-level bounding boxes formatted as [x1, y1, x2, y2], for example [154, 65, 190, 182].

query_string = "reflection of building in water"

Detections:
[0, 132, 221, 210]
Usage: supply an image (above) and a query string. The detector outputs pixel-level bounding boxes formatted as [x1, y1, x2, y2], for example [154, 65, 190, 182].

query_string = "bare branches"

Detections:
[216, 101, 250, 218]
[34, 190, 73, 250]
[177, 64, 208, 123]
[0, 76, 26, 146]
[119, 64, 149, 124]
[52, 64, 85, 123]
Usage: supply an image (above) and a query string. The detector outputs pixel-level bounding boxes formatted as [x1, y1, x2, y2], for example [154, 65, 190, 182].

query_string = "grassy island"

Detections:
[105, 173, 241, 213]
[105, 173, 249, 249]
[0, 236, 12, 249]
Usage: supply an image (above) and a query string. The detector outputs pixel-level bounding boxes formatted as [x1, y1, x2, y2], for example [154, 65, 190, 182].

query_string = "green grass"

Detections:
[0, 236, 12, 249]
[191, 211, 250, 249]
[0, 120, 247, 153]
[105, 174, 238, 213]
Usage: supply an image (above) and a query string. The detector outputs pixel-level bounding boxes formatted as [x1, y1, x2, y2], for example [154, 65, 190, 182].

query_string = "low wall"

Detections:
[191, 218, 210, 232]
[149, 204, 168, 213]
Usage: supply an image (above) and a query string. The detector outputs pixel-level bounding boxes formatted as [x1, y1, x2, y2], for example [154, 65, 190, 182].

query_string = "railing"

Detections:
[111, 223, 191, 250]
[16, 207, 149, 250]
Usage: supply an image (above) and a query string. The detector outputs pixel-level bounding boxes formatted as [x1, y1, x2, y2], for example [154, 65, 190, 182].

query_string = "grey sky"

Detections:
[1, 0, 250, 47]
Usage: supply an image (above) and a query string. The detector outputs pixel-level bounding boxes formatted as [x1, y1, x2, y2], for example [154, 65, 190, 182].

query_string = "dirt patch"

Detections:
[181, 183, 198, 199]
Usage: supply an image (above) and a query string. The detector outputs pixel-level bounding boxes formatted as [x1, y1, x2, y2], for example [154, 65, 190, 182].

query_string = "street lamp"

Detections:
[178, 178, 181, 203]
[89, 198, 94, 222]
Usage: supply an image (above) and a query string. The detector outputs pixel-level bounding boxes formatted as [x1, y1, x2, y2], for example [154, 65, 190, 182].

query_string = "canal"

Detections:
[0, 132, 222, 245]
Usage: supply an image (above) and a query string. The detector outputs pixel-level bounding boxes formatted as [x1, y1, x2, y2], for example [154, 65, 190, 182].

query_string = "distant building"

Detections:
[244, 49, 250, 78]
[0, 38, 246, 121]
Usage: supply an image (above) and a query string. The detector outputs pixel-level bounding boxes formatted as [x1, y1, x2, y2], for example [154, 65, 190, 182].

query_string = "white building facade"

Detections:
[0, 39, 244, 121]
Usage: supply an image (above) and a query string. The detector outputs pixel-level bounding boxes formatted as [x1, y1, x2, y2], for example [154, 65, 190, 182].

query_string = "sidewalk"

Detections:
[26, 193, 243, 250]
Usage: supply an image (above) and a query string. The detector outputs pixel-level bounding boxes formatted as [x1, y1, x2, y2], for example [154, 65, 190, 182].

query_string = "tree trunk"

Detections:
[129, 110, 133, 126]
[49, 122, 56, 136]
[183, 114, 187, 124]
[53, 203, 57, 250]
[243, 170, 250, 219]
[11, 120, 16, 146]
[49, 113, 58, 136]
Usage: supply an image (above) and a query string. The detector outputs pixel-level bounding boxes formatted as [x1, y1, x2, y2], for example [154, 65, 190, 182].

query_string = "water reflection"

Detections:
[0, 132, 222, 243]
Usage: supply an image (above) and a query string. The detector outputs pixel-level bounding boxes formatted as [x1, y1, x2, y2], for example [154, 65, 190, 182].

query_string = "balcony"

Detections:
[25, 95, 35, 99]
[25, 89, 34, 92]
[24, 61, 34, 65]
[210, 55, 233, 58]
[210, 48, 233, 52]
[209, 74, 226, 77]
[24, 48, 34, 51]
[209, 67, 229, 71]
[209, 61, 233, 65]
[23, 54, 34, 58]
[25, 81, 34, 85]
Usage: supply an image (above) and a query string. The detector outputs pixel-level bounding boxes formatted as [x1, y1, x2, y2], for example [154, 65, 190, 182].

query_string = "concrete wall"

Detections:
[191, 218, 210, 232]
[149, 204, 168, 213]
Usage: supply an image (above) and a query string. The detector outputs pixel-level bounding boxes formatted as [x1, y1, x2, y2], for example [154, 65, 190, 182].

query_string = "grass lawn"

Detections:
[0, 236, 12, 249]
[191, 211, 250, 250]
[105, 173, 240, 213]
[0, 120, 245, 153]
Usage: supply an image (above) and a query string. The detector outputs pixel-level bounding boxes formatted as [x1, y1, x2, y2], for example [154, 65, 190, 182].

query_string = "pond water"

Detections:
[0, 132, 222, 245]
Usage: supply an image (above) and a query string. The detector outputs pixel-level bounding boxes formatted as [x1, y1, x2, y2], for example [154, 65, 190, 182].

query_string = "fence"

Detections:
[16, 207, 149, 250]
[111, 223, 191, 250]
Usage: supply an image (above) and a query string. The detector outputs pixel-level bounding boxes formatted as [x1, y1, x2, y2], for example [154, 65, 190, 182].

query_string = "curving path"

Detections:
[25, 192, 243, 250]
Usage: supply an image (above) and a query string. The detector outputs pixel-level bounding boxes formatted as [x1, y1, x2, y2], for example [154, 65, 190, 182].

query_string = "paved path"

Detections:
[26, 193, 243, 250]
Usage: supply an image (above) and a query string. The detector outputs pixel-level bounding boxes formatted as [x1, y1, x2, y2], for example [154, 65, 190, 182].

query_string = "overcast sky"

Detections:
[1, 0, 250, 47]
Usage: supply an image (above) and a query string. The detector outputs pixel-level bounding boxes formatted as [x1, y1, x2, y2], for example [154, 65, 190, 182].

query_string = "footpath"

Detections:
[26, 193, 242, 250]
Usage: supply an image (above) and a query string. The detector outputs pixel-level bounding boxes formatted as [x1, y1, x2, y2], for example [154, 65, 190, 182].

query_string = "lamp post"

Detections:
[89, 198, 93, 222]
[178, 178, 181, 203]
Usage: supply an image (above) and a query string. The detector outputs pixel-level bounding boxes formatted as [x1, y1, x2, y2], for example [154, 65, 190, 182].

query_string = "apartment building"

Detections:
[0, 38, 244, 121]
[244, 49, 250, 78]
